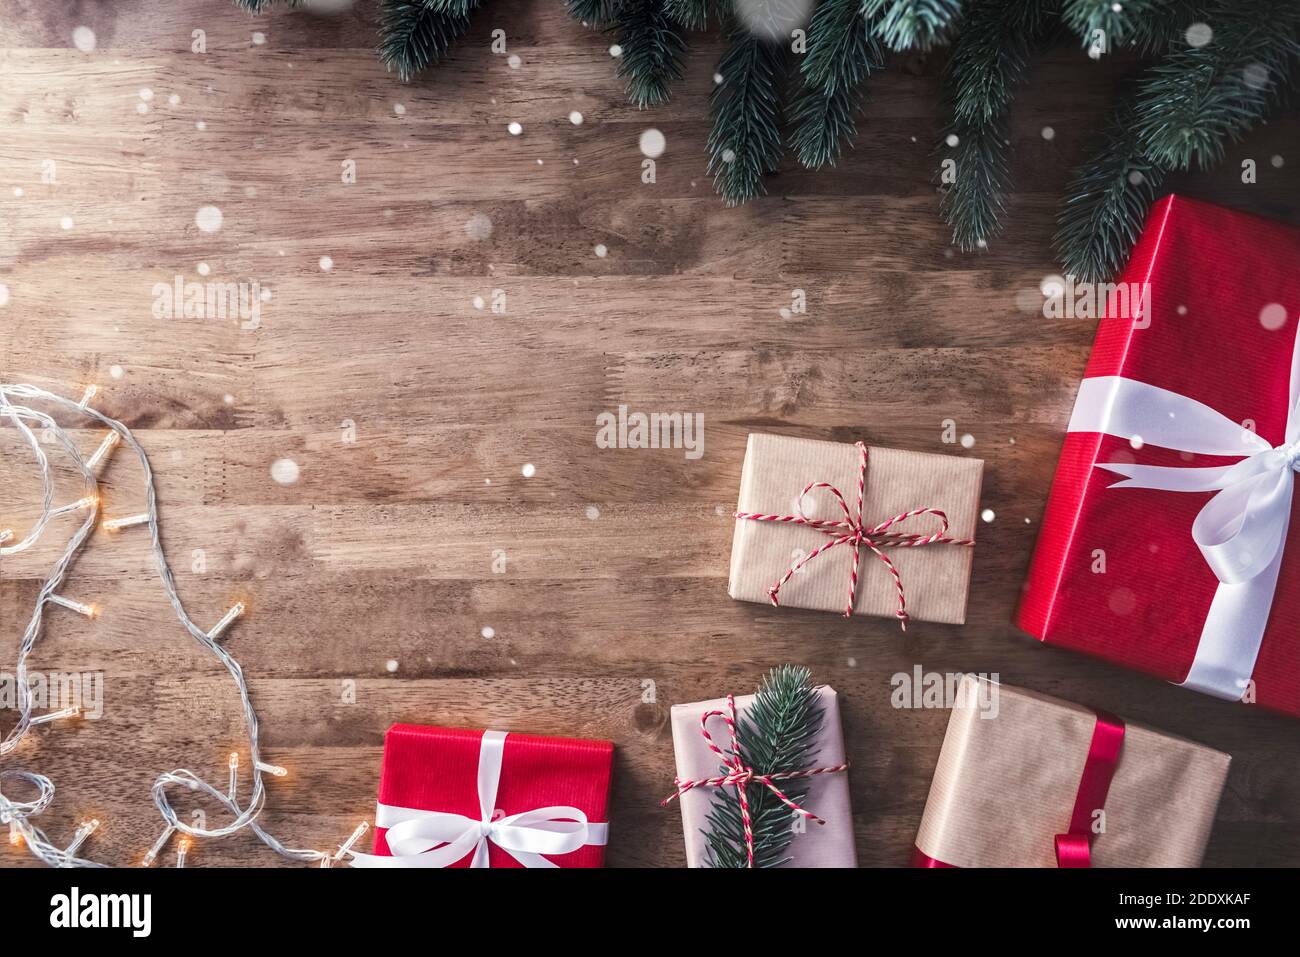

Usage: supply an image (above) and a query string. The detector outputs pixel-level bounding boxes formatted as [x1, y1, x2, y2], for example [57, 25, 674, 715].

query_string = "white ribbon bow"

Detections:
[348, 730, 608, 868]
[1066, 320, 1300, 700]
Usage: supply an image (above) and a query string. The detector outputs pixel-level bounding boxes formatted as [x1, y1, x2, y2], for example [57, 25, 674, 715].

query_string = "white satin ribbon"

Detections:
[1066, 321, 1300, 700]
[348, 730, 608, 868]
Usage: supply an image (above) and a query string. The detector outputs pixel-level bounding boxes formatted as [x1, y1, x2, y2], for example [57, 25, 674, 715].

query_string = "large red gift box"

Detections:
[1018, 195, 1300, 718]
[350, 724, 614, 868]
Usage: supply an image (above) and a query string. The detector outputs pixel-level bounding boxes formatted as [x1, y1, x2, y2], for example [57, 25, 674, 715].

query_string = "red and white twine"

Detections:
[734, 441, 974, 630]
[660, 694, 848, 868]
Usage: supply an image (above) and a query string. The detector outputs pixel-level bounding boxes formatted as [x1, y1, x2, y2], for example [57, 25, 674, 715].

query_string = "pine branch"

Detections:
[708, 29, 787, 205]
[568, 0, 627, 26]
[1061, 0, 1192, 55]
[1054, 105, 1165, 283]
[939, 0, 1054, 252]
[790, 0, 884, 169]
[379, 0, 478, 82]
[611, 0, 689, 107]
[664, 0, 714, 30]
[1132, 1, 1300, 171]
[702, 667, 825, 869]
[863, 0, 962, 51]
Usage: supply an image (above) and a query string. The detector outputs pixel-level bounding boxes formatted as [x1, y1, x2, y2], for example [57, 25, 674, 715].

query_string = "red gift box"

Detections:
[349, 724, 614, 868]
[1018, 195, 1300, 718]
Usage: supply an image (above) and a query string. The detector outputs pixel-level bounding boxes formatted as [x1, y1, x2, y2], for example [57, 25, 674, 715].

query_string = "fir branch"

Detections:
[939, 0, 1054, 252]
[790, 0, 884, 169]
[1061, 0, 1190, 55]
[1054, 105, 1165, 283]
[1132, 1, 1300, 171]
[612, 0, 689, 107]
[702, 667, 825, 869]
[379, 0, 478, 82]
[863, 0, 962, 52]
[708, 29, 787, 205]
[664, 0, 714, 31]
[568, 0, 627, 26]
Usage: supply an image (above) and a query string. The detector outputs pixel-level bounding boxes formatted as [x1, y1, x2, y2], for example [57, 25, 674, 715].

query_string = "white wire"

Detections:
[0, 383, 330, 866]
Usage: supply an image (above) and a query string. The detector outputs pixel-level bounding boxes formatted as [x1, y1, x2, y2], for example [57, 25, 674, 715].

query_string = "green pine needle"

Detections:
[664, 0, 714, 31]
[702, 666, 826, 869]
[379, 0, 478, 82]
[708, 30, 787, 205]
[1061, 0, 1191, 55]
[790, 0, 884, 169]
[939, 0, 1054, 251]
[1132, 2, 1300, 171]
[1055, 105, 1165, 283]
[863, 0, 962, 52]
[612, 0, 689, 108]
[567, 0, 627, 26]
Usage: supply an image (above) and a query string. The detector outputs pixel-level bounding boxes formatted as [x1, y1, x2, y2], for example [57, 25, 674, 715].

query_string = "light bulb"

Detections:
[206, 602, 245, 640]
[47, 594, 98, 618]
[103, 512, 149, 532]
[141, 825, 176, 867]
[86, 431, 120, 470]
[29, 705, 81, 726]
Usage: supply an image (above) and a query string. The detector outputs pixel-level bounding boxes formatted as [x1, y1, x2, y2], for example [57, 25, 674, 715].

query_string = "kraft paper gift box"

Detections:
[670, 685, 856, 867]
[912, 675, 1230, 868]
[729, 433, 983, 625]
[348, 724, 613, 868]
[1018, 195, 1300, 717]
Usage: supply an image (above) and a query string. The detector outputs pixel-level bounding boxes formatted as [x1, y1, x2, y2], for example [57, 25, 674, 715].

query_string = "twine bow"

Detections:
[735, 441, 974, 630]
[660, 694, 848, 868]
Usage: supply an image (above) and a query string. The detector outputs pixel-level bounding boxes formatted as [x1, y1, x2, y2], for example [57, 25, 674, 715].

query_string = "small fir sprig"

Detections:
[789, 0, 885, 169]
[708, 29, 788, 206]
[702, 666, 825, 869]
[863, 0, 963, 52]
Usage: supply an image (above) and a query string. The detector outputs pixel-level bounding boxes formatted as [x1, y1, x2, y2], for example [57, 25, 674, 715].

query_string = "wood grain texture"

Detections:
[2, 1, 1299, 868]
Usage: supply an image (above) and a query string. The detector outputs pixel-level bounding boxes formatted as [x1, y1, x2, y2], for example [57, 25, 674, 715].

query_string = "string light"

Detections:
[321, 821, 370, 868]
[0, 383, 348, 867]
[206, 603, 245, 641]
[140, 825, 175, 867]
[102, 513, 149, 532]
[50, 496, 98, 517]
[64, 818, 100, 856]
[228, 753, 239, 802]
[29, 706, 80, 727]
[45, 594, 98, 618]
[85, 431, 119, 470]
[0, 529, 12, 545]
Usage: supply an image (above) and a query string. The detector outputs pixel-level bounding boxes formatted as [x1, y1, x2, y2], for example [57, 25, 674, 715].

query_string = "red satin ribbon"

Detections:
[1053, 709, 1125, 867]
[912, 708, 1126, 868]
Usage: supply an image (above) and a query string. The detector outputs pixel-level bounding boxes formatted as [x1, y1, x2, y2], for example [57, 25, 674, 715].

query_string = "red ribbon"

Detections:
[660, 694, 849, 868]
[913, 708, 1126, 868]
[734, 442, 974, 630]
[1053, 709, 1125, 867]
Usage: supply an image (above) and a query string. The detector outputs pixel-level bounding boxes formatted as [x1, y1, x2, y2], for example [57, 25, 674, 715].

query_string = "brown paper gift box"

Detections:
[670, 685, 856, 867]
[914, 675, 1231, 867]
[729, 433, 984, 624]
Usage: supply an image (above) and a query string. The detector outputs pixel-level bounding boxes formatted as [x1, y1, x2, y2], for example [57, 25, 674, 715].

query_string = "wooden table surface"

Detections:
[2, 1, 1298, 868]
